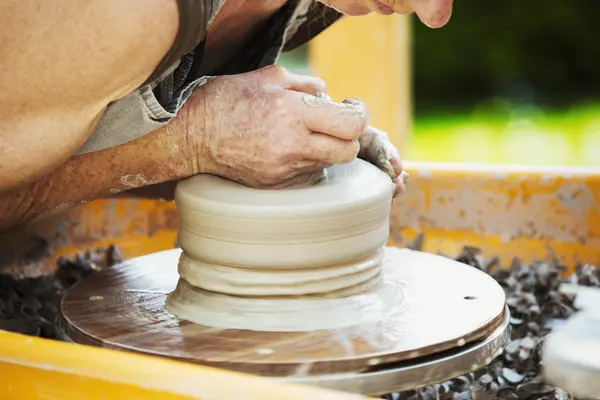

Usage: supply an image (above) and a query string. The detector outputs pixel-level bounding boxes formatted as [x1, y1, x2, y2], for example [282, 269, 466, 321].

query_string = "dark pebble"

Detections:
[0, 245, 122, 343]
[479, 374, 493, 385]
[502, 368, 525, 384]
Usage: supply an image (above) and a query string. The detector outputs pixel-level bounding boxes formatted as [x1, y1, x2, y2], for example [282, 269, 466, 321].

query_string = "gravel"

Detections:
[390, 240, 600, 400]
[0, 241, 597, 399]
[0, 246, 122, 339]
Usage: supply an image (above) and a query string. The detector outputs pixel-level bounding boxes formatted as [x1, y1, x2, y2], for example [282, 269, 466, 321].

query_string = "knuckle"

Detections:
[313, 77, 327, 91]
[266, 65, 288, 80]
[286, 137, 305, 157]
[271, 92, 288, 111]
[269, 89, 294, 111]
[268, 143, 287, 161]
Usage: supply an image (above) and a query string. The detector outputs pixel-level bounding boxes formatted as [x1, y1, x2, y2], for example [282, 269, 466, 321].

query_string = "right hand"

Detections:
[188, 65, 370, 189]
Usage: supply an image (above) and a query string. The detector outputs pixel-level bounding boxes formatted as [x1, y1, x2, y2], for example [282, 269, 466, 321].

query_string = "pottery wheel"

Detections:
[58, 160, 509, 393]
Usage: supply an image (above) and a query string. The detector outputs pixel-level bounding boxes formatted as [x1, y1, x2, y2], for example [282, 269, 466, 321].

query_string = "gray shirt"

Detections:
[77, 0, 341, 155]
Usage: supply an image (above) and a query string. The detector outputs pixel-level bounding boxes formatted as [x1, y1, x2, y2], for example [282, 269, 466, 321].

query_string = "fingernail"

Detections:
[384, 163, 396, 178]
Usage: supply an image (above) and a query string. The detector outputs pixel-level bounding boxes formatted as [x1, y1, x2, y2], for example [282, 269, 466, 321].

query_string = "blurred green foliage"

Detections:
[406, 102, 600, 166]
[412, 0, 600, 114]
[411, 1, 600, 166]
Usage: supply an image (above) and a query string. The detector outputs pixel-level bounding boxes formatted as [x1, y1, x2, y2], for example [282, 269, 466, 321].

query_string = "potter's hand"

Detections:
[357, 125, 407, 197]
[307, 96, 406, 197]
[192, 65, 368, 189]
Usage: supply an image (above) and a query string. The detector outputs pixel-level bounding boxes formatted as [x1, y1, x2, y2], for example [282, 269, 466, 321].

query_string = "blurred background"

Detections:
[279, 1, 600, 166]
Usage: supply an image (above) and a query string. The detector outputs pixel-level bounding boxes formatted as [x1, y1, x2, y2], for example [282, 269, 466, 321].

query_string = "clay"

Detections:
[174, 159, 394, 268]
[176, 248, 385, 296]
[166, 246, 505, 332]
[542, 284, 600, 398]
[167, 159, 397, 331]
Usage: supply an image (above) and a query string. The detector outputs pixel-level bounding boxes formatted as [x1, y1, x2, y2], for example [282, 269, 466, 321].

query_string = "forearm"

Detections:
[0, 118, 196, 232]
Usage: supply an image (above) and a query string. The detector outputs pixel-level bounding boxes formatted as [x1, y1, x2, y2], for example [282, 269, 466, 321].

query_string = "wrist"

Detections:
[176, 88, 214, 176]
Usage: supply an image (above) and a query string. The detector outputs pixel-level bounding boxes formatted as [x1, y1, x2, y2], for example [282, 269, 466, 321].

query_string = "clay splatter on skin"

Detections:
[119, 174, 148, 188]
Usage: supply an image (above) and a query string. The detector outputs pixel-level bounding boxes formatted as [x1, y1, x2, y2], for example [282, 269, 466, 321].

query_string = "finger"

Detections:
[262, 65, 327, 94]
[392, 172, 409, 197]
[358, 126, 403, 178]
[390, 154, 404, 178]
[392, 177, 404, 198]
[297, 93, 370, 140]
[303, 133, 361, 165]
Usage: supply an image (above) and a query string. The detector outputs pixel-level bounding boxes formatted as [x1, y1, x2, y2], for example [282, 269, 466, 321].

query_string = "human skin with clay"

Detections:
[0, 0, 453, 232]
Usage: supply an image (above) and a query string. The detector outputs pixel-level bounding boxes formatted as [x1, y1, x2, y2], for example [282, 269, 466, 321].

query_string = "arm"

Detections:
[0, 105, 197, 231]
[0, 0, 179, 193]
[0, 63, 374, 231]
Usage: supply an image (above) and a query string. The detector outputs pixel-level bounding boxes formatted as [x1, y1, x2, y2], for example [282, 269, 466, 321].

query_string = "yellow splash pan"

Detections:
[1, 161, 599, 399]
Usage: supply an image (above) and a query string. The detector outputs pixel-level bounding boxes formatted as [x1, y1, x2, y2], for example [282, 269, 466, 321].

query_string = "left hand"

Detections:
[357, 125, 408, 197]
[331, 96, 406, 197]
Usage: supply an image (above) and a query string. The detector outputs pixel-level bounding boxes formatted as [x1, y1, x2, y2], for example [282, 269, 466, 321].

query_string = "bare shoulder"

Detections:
[0, 0, 179, 109]
[0, 0, 179, 192]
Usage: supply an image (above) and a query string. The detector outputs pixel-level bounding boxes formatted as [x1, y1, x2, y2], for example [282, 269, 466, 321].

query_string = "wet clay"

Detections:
[167, 159, 397, 331]
[166, 246, 497, 332]
[59, 247, 506, 378]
